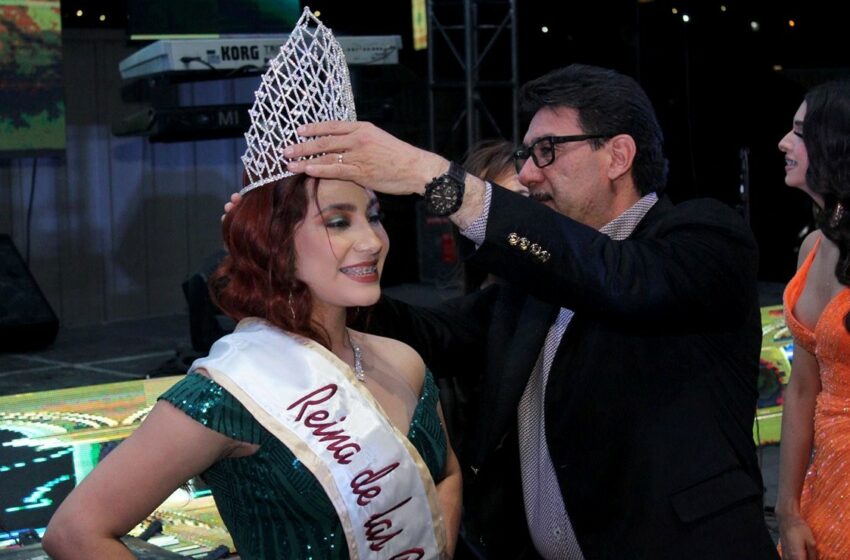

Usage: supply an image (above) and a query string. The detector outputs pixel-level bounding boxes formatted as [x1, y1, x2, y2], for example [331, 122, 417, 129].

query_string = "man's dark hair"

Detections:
[520, 63, 669, 195]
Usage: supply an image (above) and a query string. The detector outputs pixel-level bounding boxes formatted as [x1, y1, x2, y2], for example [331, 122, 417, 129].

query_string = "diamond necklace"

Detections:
[347, 329, 366, 382]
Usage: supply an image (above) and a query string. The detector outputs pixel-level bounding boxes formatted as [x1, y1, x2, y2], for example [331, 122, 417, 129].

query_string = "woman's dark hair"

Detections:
[803, 79, 850, 330]
[520, 63, 669, 196]
[209, 174, 334, 348]
[460, 138, 517, 293]
[463, 138, 515, 181]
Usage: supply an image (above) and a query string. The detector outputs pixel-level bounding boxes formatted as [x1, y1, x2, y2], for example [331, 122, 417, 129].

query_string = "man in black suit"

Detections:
[285, 64, 778, 559]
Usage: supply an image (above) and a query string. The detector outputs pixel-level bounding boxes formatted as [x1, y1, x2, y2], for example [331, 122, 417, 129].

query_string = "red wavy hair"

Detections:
[209, 174, 333, 348]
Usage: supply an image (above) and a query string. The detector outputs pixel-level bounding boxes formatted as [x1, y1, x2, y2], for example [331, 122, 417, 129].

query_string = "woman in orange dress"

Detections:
[776, 80, 850, 560]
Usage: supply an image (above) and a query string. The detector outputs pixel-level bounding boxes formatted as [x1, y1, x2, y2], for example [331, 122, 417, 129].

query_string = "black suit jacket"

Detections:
[370, 188, 777, 559]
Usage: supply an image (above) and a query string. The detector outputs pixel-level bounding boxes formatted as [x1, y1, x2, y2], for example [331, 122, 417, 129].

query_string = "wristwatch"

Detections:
[424, 161, 466, 216]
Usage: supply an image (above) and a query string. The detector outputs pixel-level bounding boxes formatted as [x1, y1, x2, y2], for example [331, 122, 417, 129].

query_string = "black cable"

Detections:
[224, 64, 264, 78]
[202, 545, 231, 559]
[180, 56, 218, 71]
[25, 156, 37, 266]
[137, 518, 163, 541]
[178, 57, 262, 79]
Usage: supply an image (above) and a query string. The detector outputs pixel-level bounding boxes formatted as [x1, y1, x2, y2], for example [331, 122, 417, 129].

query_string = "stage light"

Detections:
[541, 26, 549, 33]
[313, 10, 321, 17]
[773, 65, 784, 72]
[750, 21, 760, 31]
[682, 14, 690, 23]
[788, 19, 796, 28]
[720, 5, 727, 12]
[99, 15, 106, 22]
[75, 9, 83, 17]
[671, 8, 678, 15]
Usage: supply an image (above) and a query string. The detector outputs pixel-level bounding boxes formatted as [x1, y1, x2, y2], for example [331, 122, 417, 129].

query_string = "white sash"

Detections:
[190, 319, 446, 559]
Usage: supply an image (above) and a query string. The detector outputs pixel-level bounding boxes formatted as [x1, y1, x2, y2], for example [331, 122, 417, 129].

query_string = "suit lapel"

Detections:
[478, 293, 558, 457]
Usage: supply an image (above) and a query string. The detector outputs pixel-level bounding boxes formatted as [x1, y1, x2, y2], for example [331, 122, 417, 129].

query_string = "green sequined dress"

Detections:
[159, 371, 447, 560]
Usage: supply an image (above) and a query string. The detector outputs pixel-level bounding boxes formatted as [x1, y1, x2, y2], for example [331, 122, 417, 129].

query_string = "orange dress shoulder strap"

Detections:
[782, 235, 822, 354]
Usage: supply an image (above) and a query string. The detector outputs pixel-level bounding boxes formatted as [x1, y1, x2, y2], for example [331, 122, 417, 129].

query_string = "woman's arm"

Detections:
[776, 231, 824, 560]
[435, 404, 462, 559]
[43, 401, 237, 560]
[776, 344, 821, 560]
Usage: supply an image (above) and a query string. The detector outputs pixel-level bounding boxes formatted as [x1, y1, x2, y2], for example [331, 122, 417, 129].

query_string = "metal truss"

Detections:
[427, 0, 519, 158]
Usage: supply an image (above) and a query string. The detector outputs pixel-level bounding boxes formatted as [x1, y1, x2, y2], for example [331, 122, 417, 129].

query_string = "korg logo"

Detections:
[220, 45, 260, 61]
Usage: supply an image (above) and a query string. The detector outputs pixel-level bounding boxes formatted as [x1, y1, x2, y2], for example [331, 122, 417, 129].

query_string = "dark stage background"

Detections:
[61, 0, 847, 283]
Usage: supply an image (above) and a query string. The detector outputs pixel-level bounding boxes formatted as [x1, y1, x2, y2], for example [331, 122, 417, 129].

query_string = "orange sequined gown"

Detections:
[783, 235, 850, 560]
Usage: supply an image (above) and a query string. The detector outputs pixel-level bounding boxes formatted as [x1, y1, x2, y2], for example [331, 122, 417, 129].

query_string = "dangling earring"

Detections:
[288, 292, 296, 320]
[829, 201, 845, 229]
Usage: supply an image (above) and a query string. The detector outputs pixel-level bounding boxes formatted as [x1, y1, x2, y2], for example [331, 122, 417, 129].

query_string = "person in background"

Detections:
[460, 138, 529, 293]
[284, 63, 778, 559]
[776, 79, 850, 560]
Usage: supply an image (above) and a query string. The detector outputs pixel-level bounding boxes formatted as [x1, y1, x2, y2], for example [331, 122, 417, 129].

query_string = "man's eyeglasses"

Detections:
[513, 134, 610, 173]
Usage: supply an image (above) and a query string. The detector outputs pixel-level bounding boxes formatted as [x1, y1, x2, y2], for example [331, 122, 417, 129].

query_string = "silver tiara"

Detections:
[240, 7, 357, 195]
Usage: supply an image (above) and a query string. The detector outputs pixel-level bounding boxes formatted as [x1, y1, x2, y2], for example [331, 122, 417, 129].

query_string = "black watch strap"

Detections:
[445, 161, 466, 185]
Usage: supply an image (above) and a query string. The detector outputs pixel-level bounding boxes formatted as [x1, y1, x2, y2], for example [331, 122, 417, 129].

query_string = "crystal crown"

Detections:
[240, 7, 356, 194]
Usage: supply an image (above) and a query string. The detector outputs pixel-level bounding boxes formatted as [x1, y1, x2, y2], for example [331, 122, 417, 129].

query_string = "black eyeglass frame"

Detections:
[513, 134, 611, 173]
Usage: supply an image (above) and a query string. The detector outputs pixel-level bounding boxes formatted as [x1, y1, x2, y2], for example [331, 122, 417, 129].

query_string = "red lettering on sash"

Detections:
[363, 496, 412, 551]
[389, 550, 425, 560]
[287, 384, 337, 420]
[351, 462, 400, 506]
[287, 384, 361, 464]
[287, 385, 429, 556]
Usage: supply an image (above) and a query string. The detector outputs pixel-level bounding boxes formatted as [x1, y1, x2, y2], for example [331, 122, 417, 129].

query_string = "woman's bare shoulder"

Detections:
[797, 230, 822, 268]
[357, 331, 425, 380]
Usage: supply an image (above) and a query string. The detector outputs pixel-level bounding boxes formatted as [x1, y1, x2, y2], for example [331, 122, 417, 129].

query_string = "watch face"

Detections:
[430, 183, 458, 213]
[427, 179, 461, 215]
[425, 164, 466, 216]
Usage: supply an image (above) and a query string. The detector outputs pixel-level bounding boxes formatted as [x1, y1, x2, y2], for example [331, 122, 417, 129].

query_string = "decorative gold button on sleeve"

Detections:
[508, 233, 519, 246]
[530, 243, 541, 256]
[540, 250, 551, 263]
[519, 237, 530, 251]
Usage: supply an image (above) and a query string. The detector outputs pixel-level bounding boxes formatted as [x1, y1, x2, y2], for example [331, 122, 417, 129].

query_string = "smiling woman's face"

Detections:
[778, 101, 809, 191]
[293, 179, 389, 315]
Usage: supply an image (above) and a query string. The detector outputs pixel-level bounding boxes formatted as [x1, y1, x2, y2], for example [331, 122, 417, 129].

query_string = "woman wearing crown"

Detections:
[42, 10, 460, 560]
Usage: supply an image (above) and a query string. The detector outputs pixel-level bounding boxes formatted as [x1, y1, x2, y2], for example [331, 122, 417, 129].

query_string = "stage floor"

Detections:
[0, 314, 234, 557]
